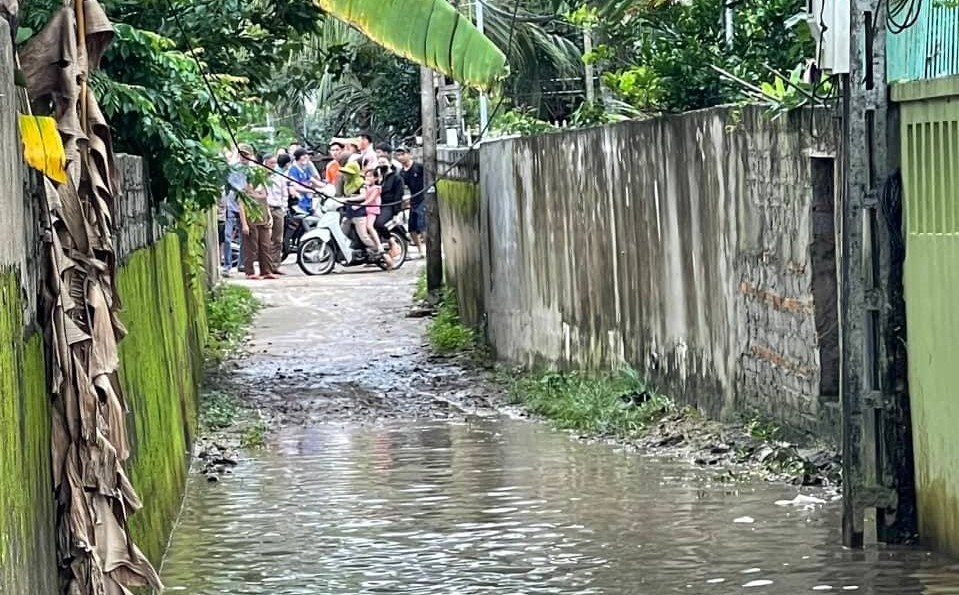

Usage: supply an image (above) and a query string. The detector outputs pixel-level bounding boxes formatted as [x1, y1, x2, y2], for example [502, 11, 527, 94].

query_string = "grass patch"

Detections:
[206, 284, 260, 361]
[427, 290, 475, 354]
[199, 390, 268, 449]
[413, 268, 428, 302]
[507, 368, 673, 439]
[240, 420, 268, 449]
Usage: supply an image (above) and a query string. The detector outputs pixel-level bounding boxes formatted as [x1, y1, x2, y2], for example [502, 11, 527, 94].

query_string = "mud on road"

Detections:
[213, 263, 499, 427]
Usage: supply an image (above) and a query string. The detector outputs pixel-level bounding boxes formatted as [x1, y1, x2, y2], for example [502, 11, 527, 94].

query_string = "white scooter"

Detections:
[297, 193, 409, 276]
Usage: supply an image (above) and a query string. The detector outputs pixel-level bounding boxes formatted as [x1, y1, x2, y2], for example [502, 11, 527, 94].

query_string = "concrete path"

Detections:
[220, 258, 496, 426]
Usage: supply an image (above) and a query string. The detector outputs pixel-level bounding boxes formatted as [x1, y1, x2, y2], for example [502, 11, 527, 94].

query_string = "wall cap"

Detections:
[891, 76, 959, 103]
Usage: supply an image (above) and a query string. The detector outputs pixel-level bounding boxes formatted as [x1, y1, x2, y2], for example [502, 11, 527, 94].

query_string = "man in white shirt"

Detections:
[358, 132, 378, 172]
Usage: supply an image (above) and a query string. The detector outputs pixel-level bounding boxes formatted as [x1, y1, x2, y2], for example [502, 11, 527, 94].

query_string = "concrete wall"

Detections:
[441, 106, 842, 439]
[112, 155, 209, 564]
[118, 232, 206, 564]
[438, 149, 484, 327]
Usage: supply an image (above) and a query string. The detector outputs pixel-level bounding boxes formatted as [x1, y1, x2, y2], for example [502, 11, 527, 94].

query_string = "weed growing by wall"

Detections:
[413, 268, 428, 302]
[507, 368, 673, 439]
[206, 284, 260, 361]
[427, 290, 475, 355]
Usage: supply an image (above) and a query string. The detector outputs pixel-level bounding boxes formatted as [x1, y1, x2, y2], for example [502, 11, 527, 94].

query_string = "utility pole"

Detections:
[420, 65, 443, 297]
[584, 29, 595, 103]
[477, 0, 490, 130]
[724, 4, 734, 50]
[840, 0, 916, 548]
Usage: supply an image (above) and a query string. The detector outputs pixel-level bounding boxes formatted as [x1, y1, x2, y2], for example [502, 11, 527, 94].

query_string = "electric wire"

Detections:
[887, 0, 923, 34]
[162, 0, 522, 209]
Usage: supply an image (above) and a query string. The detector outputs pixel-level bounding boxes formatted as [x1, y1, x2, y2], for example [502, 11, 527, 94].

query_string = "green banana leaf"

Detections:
[317, 0, 509, 92]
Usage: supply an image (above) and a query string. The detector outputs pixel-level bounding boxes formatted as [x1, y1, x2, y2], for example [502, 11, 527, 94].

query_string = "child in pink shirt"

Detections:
[362, 169, 383, 248]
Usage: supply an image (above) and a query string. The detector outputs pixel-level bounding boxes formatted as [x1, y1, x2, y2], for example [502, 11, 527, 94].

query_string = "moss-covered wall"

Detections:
[0, 270, 57, 595]
[437, 179, 484, 328]
[117, 231, 207, 566]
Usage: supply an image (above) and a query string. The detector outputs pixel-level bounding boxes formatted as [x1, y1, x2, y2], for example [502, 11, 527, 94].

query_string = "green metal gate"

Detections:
[895, 77, 959, 556]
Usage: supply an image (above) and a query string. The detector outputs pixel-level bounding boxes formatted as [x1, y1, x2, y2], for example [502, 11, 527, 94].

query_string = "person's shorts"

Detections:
[409, 201, 426, 233]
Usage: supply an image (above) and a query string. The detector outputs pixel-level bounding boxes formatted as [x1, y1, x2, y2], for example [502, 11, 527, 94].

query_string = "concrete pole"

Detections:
[420, 66, 443, 296]
[477, 0, 490, 131]
[840, 0, 916, 548]
[584, 29, 595, 103]
[724, 5, 734, 51]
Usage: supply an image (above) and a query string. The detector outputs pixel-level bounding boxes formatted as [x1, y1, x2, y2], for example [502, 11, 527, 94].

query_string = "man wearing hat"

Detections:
[229, 144, 276, 279]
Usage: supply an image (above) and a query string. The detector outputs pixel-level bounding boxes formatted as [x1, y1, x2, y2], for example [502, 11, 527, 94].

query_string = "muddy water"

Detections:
[166, 265, 959, 593]
[162, 418, 959, 594]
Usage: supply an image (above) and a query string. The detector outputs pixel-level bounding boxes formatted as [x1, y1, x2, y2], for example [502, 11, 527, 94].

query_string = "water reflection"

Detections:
[162, 419, 959, 594]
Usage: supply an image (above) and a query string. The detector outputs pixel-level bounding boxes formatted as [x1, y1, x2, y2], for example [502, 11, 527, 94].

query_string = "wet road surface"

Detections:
[161, 262, 959, 594]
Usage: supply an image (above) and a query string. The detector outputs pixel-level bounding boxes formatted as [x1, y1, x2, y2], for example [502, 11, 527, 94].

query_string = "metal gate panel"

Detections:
[899, 90, 959, 555]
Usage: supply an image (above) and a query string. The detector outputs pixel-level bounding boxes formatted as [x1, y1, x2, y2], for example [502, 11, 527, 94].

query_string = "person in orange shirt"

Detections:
[325, 140, 344, 184]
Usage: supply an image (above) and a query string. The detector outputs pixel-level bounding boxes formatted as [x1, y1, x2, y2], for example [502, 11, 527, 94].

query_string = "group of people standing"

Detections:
[218, 133, 428, 279]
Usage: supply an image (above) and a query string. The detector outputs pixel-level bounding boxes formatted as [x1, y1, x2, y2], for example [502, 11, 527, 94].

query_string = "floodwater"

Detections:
[161, 418, 959, 594]
[164, 264, 959, 594]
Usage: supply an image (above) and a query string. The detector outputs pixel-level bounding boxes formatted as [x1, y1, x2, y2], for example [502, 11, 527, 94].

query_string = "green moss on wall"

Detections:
[438, 179, 480, 219]
[437, 179, 484, 328]
[0, 270, 57, 595]
[0, 217, 211, 588]
[117, 233, 205, 566]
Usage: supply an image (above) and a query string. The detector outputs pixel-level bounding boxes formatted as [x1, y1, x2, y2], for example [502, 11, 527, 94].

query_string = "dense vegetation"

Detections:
[18, 0, 817, 210]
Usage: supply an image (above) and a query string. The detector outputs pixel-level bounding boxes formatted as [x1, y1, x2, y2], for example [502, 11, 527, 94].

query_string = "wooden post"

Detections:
[420, 65, 443, 297]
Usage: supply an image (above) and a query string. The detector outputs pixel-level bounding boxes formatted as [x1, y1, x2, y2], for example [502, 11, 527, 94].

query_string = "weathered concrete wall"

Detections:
[440, 106, 841, 439]
[114, 154, 163, 263]
[438, 149, 484, 327]
[118, 232, 206, 564]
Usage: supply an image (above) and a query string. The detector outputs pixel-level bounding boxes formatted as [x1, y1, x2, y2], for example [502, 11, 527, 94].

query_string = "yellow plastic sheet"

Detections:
[18, 114, 67, 184]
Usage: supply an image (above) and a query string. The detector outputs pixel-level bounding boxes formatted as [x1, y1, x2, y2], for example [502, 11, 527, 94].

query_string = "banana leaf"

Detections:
[317, 0, 509, 92]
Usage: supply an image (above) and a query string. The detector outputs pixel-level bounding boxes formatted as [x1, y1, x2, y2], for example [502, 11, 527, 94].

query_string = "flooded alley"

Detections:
[161, 265, 959, 594]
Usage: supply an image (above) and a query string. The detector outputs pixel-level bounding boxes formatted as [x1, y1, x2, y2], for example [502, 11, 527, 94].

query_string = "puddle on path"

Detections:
[161, 418, 959, 594]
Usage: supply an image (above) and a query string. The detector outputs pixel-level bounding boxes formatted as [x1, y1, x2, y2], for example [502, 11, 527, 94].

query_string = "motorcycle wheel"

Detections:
[389, 231, 409, 270]
[298, 238, 335, 276]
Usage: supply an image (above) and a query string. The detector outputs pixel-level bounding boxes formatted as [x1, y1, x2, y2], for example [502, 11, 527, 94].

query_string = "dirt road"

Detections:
[217, 261, 497, 426]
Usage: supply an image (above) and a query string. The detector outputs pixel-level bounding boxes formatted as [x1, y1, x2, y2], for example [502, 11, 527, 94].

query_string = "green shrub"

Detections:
[427, 290, 475, 354]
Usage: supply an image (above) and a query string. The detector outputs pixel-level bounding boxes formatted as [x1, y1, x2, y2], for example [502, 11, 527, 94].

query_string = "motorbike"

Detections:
[281, 204, 321, 265]
[297, 195, 409, 276]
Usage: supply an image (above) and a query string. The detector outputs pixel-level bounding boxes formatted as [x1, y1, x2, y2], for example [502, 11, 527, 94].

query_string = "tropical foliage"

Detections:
[316, 0, 509, 92]
[300, 19, 423, 144]
[569, 0, 814, 115]
[20, 0, 512, 212]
